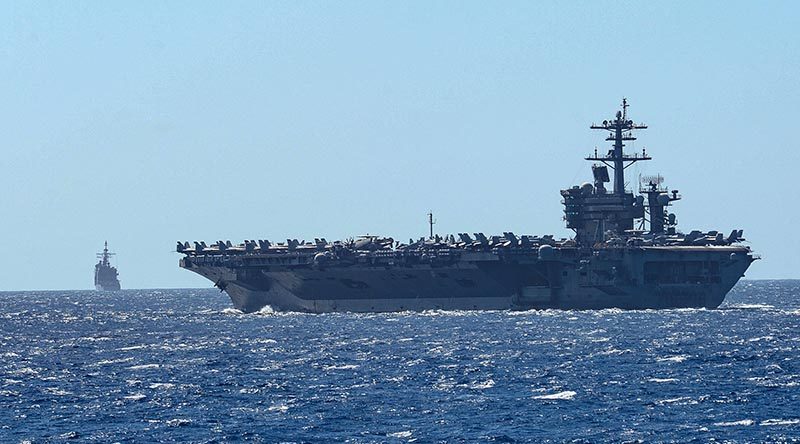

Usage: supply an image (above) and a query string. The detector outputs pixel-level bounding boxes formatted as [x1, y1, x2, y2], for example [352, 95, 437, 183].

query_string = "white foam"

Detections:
[597, 348, 631, 356]
[656, 397, 693, 405]
[44, 388, 72, 396]
[471, 379, 495, 390]
[79, 336, 112, 342]
[128, 364, 160, 370]
[388, 430, 413, 438]
[729, 303, 774, 310]
[221, 307, 243, 315]
[10, 367, 39, 376]
[254, 305, 275, 315]
[748, 336, 774, 342]
[323, 364, 359, 371]
[648, 378, 679, 383]
[268, 404, 289, 413]
[533, 390, 576, 400]
[657, 355, 690, 363]
[118, 345, 148, 351]
[148, 383, 175, 389]
[95, 357, 134, 366]
[760, 419, 800, 426]
[124, 393, 147, 401]
[714, 419, 754, 427]
[166, 418, 192, 427]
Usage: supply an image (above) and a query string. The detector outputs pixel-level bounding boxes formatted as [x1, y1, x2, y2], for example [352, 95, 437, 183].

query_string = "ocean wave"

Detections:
[714, 419, 754, 427]
[95, 357, 134, 366]
[724, 303, 775, 310]
[656, 397, 695, 405]
[533, 390, 576, 400]
[748, 336, 775, 342]
[648, 378, 679, 383]
[760, 419, 800, 426]
[467, 379, 495, 390]
[268, 404, 289, 413]
[3, 283, 799, 441]
[419, 309, 476, 317]
[124, 393, 147, 401]
[323, 364, 359, 371]
[8, 367, 39, 376]
[596, 348, 632, 356]
[127, 364, 160, 370]
[117, 345, 149, 351]
[657, 355, 690, 363]
[44, 387, 72, 396]
[254, 306, 275, 315]
[78, 336, 113, 342]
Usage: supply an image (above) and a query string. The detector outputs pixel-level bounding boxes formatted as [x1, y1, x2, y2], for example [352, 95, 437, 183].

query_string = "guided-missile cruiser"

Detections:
[177, 100, 757, 313]
[95, 241, 121, 291]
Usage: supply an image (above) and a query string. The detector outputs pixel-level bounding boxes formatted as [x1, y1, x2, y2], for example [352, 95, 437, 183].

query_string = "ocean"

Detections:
[1, 280, 798, 443]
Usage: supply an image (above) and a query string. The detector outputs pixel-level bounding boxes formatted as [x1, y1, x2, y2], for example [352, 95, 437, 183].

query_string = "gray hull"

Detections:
[176, 102, 759, 314]
[182, 246, 755, 313]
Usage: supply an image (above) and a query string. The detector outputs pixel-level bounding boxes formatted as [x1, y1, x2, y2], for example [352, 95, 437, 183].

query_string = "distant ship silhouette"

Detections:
[95, 241, 121, 291]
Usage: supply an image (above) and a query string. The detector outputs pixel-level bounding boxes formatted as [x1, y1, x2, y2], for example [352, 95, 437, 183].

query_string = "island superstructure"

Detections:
[177, 100, 757, 313]
[95, 241, 121, 291]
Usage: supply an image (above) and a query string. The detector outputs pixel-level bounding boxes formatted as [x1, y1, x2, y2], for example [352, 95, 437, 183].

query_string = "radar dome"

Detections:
[580, 182, 594, 195]
[538, 244, 555, 261]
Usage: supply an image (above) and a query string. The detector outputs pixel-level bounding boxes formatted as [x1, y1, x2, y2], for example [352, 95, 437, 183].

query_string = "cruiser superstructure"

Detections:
[95, 241, 121, 291]
[177, 100, 757, 313]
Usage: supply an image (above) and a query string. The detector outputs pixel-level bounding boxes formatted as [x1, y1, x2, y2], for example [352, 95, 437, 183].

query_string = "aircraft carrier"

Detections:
[177, 100, 757, 313]
[95, 241, 121, 291]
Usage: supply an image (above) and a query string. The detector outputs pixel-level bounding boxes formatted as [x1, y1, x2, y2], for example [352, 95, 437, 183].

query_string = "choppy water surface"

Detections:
[1, 281, 799, 442]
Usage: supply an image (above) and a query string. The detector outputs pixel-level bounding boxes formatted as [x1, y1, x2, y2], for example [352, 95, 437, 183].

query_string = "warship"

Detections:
[95, 241, 121, 291]
[178, 100, 757, 313]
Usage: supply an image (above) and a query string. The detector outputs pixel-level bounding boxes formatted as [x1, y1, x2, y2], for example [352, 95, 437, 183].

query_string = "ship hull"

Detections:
[95, 282, 121, 291]
[182, 246, 755, 313]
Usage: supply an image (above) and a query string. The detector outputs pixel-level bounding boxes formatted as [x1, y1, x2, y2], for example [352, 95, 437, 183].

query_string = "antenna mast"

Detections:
[97, 241, 115, 266]
[428, 212, 436, 239]
[586, 98, 650, 194]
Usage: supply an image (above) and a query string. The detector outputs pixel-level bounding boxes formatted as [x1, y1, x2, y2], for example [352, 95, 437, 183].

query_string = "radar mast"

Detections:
[97, 241, 115, 267]
[586, 98, 650, 194]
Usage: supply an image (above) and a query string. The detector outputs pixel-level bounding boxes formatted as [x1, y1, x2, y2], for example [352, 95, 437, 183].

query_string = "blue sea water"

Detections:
[0, 281, 798, 443]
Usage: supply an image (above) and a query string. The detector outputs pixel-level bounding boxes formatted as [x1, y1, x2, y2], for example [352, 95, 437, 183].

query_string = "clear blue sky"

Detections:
[1, 1, 797, 290]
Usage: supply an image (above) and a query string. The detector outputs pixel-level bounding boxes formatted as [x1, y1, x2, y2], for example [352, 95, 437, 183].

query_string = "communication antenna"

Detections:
[586, 98, 650, 194]
[428, 212, 436, 239]
[96, 241, 115, 266]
